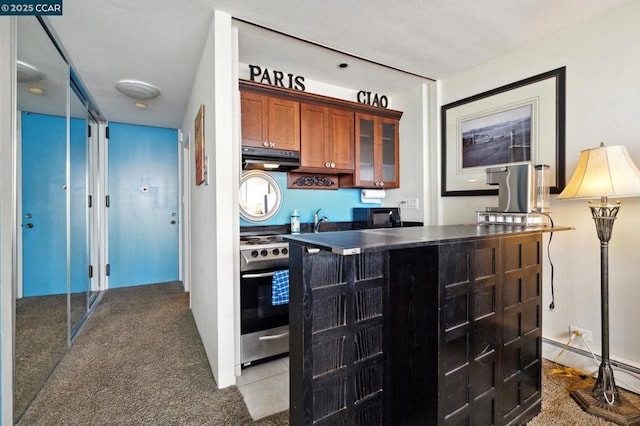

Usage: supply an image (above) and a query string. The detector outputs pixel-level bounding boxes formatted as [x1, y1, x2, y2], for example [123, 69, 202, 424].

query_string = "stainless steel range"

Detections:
[240, 234, 290, 367]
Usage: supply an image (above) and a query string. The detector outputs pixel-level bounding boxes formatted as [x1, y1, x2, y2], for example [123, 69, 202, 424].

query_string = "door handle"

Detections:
[170, 220, 177, 224]
[242, 272, 276, 279]
[259, 332, 289, 341]
[25, 223, 34, 229]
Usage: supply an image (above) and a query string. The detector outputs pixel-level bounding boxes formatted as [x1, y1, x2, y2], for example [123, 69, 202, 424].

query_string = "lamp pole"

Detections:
[570, 197, 640, 425]
[560, 144, 640, 425]
[590, 197, 619, 405]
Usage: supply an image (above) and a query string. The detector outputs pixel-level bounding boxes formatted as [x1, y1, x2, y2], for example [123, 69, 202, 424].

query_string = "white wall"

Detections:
[440, 1, 640, 386]
[0, 16, 15, 424]
[181, 10, 238, 388]
[385, 83, 431, 223]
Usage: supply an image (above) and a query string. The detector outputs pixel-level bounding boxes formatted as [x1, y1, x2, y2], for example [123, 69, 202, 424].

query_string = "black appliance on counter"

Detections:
[239, 234, 290, 367]
[353, 207, 402, 229]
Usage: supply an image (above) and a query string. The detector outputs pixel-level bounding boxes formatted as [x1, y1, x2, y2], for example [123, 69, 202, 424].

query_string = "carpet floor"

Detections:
[17, 282, 638, 425]
[15, 291, 91, 419]
[17, 283, 287, 425]
[15, 294, 67, 418]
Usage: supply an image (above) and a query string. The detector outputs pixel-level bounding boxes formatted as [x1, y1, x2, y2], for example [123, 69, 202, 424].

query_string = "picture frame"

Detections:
[441, 67, 565, 196]
[195, 104, 205, 186]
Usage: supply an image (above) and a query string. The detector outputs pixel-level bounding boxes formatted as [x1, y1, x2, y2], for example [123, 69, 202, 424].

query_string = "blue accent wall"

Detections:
[108, 123, 179, 288]
[240, 171, 380, 227]
[69, 117, 88, 294]
[22, 112, 68, 296]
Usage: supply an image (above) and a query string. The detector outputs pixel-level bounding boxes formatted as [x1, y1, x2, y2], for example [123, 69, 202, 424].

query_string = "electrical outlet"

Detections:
[569, 325, 592, 342]
[402, 198, 419, 210]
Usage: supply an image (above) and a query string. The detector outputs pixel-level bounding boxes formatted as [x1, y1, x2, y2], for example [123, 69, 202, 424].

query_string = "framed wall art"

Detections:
[441, 67, 565, 196]
[195, 104, 205, 186]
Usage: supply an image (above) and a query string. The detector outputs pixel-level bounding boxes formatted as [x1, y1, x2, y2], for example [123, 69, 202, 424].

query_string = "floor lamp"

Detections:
[558, 143, 640, 426]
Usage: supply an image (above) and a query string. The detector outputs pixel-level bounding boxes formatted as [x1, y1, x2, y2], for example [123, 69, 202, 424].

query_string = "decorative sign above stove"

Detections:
[357, 91, 389, 108]
[249, 64, 306, 91]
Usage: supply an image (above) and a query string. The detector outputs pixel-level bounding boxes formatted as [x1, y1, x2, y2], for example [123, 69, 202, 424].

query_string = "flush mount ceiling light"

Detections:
[28, 86, 44, 95]
[115, 79, 161, 101]
[338, 63, 349, 69]
[17, 60, 43, 83]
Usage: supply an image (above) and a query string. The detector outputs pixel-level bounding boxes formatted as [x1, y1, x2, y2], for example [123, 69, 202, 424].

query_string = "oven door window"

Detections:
[241, 270, 289, 334]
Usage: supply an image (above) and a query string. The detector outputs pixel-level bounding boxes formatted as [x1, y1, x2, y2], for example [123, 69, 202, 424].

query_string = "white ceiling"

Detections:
[33, 0, 629, 128]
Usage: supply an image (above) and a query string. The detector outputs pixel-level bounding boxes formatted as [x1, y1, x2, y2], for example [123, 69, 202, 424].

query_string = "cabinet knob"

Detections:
[331, 162, 336, 168]
[262, 140, 270, 148]
[270, 141, 276, 148]
[325, 162, 331, 168]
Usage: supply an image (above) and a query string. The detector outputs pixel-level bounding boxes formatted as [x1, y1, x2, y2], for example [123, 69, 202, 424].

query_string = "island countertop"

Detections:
[283, 224, 568, 255]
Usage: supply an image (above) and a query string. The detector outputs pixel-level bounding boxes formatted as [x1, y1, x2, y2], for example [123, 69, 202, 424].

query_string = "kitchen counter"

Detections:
[286, 224, 569, 426]
[284, 224, 567, 255]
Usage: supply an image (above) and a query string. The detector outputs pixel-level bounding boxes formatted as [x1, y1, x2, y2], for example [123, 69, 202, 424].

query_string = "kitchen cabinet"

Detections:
[287, 226, 548, 425]
[340, 113, 400, 188]
[240, 90, 300, 151]
[239, 80, 403, 187]
[299, 103, 354, 173]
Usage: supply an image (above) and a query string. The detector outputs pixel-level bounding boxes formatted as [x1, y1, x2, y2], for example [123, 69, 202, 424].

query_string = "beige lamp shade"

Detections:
[558, 143, 640, 199]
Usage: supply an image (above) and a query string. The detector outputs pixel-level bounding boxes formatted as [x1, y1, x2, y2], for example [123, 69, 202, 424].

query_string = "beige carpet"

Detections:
[17, 282, 638, 425]
[17, 283, 287, 425]
[529, 360, 640, 426]
[15, 291, 90, 418]
[14, 294, 67, 418]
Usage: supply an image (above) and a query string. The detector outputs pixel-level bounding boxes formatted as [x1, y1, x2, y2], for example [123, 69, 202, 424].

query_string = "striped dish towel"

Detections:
[271, 270, 289, 306]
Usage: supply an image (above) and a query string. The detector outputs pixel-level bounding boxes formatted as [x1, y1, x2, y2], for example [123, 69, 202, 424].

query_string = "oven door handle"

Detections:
[259, 332, 289, 341]
[242, 272, 276, 279]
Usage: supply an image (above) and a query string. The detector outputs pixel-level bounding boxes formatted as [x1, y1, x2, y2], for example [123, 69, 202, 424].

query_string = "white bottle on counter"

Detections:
[291, 209, 300, 234]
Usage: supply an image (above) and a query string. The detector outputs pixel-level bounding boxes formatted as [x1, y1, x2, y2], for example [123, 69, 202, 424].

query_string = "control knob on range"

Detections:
[273, 248, 280, 255]
[251, 250, 259, 258]
[282, 248, 288, 255]
[260, 249, 268, 257]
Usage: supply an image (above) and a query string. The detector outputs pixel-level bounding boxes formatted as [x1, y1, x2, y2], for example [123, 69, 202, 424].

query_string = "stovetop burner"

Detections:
[240, 235, 285, 246]
[240, 234, 289, 272]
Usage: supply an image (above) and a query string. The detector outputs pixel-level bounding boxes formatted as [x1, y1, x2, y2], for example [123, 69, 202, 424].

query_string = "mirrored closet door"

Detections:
[69, 82, 90, 335]
[16, 16, 100, 422]
[16, 16, 71, 420]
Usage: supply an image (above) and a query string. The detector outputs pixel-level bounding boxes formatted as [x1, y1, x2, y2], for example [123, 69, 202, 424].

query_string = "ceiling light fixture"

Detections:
[28, 86, 44, 95]
[338, 63, 349, 69]
[17, 60, 43, 83]
[116, 79, 161, 101]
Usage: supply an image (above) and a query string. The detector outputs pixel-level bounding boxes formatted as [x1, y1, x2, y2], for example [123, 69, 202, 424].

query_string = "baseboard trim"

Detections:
[542, 338, 640, 394]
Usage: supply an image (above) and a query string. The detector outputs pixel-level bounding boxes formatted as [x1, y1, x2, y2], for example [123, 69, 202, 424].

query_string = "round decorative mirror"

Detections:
[239, 170, 282, 222]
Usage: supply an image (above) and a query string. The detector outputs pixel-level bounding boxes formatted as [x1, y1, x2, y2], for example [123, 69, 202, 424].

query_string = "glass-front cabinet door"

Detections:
[381, 118, 399, 187]
[353, 113, 399, 188]
[356, 114, 375, 184]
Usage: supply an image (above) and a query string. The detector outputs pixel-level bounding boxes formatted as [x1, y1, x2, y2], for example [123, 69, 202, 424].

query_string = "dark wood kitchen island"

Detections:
[285, 225, 559, 426]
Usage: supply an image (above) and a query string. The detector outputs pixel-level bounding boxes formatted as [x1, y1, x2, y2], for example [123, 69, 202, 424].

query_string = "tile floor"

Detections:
[237, 356, 290, 420]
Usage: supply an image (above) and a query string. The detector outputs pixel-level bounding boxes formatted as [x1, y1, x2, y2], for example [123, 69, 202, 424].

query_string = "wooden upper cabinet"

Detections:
[240, 91, 300, 151]
[299, 103, 354, 173]
[239, 80, 402, 188]
[340, 113, 400, 188]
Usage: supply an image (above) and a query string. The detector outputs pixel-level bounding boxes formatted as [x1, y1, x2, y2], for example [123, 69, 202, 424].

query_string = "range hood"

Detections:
[242, 146, 300, 171]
